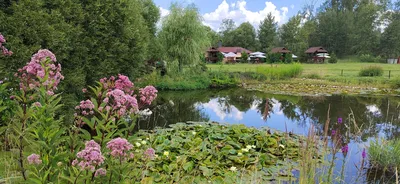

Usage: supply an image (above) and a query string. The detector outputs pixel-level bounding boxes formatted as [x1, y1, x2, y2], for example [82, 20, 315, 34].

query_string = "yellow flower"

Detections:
[135, 142, 141, 147]
[141, 140, 147, 145]
[238, 152, 243, 156]
[163, 151, 169, 156]
[192, 131, 197, 135]
[229, 166, 237, 171]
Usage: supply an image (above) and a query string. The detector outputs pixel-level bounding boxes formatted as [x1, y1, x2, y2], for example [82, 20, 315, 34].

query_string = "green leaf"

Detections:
[183, 161, 194, 172]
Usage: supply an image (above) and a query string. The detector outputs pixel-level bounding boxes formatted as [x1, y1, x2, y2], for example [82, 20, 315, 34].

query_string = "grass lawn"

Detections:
[207, 62, 400, 79]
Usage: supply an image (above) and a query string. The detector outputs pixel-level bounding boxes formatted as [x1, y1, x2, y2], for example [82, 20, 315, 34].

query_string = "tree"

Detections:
[204, 26, 220, 47]
[258, 13, 278, 52]
[159, 3, 209, 72]
[380, 2, 400, 58]
[241, 51, 249, 63]
[219, 19, 236, 47]
[279, 15, 302, 54]
[232, 22, 257, 51]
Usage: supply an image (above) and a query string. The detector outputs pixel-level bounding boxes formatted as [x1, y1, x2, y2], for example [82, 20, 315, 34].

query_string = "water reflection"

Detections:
[137, 89, 400, 183]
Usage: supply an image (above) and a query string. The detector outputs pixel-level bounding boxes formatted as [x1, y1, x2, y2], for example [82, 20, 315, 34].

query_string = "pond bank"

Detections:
[244, 78, 400, 96]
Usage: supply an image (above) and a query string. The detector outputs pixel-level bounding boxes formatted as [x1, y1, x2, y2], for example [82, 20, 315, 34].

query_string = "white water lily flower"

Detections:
[141, 140, 147, 145]
[279, 144, 285, 149]
[229, 166, 237, 171]
[135, 142, 141, 147]
[138, 108, 152, 116]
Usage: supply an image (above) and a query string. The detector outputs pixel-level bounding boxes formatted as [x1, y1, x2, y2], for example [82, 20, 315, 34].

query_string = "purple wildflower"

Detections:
[362, 148, 367, 159]
[338, 117, 343, 124]
[331, 130, 336, 136]
[341, 144, 349, 154]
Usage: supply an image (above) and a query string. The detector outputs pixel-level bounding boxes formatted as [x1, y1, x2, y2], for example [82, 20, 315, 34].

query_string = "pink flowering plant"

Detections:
[73, 74, 157, 146]
[3, 48, 67, 182]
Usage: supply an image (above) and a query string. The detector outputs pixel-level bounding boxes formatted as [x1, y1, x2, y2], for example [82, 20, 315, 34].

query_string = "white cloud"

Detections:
[203, 0, 289, 30]
[159, 7, 170, 18]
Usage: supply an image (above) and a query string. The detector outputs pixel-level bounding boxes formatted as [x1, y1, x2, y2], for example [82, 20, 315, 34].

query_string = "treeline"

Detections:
[209, 0, 400, 59]
[0, 0, 160, 107]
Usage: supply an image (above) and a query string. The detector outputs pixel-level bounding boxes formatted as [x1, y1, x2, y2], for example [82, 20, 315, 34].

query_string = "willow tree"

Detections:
[159, 3, 209, 72]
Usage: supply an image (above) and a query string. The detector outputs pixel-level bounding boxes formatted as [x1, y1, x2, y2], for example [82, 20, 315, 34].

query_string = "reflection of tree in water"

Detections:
[136, 90, 210, 130]
[138, 89, 400, 141]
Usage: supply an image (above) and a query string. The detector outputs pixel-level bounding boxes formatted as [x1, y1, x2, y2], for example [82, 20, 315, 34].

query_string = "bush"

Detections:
[209, 71, 240, 88]
[359, 66, 383, 77]
[369, 139, 400, 172]
[328, 53, 338, 63]
[359, 54, 381, 63]
[256, 63, 303, 80]
[284, 53, 292, 63]
[267, 53, 282, 63]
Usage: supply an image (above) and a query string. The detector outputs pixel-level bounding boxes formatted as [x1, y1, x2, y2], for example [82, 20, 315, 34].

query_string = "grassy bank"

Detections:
[207, 63, 400, 95]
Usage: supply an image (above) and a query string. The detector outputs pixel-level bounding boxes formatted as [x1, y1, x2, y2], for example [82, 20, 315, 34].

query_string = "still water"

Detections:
[137, 89, 400, 183]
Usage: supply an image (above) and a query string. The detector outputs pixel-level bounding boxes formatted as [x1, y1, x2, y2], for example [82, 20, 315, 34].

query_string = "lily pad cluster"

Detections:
[130, 122, 303, 183]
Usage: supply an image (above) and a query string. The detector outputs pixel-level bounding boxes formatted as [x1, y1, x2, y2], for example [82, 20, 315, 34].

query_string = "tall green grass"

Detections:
[369, 138, 400, 171]
[256, 63, 303, 80]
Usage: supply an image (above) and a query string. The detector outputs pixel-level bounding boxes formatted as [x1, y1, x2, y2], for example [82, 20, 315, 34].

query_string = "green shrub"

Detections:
[359, 54, 381, 63]
[328, 53, 337, 63]
[304, 73, 321, 79]
[359, 66, 383, 77]
[369, 139, 400, 172]
[209, 71, 240, 88]
[267, 53, 282, 63]
[284, 53, 292, 63]
[256, 63, 303, 80]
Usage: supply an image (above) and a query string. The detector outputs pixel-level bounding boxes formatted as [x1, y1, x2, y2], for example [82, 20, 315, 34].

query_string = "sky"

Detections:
[154, 0, 324, 30]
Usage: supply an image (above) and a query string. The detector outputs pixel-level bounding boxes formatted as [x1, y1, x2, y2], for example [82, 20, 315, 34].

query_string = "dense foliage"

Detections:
[215, 0, 400, 59]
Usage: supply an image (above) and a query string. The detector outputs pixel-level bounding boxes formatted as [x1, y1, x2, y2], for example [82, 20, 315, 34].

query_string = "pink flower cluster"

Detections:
[16, 49, 64, 94]
[106, 138, 133, 159]
[75, 100, 95, 116]
[106, 89, 138, 116]
[99, 74, 134, 95]
[144, 148, 156, 160]
[94, 168, 107, 177]
[27, 153, 42, 165]
[139, 86, 158, 106]
[72, 140, 105, 171]
[0, 33, 12, 56]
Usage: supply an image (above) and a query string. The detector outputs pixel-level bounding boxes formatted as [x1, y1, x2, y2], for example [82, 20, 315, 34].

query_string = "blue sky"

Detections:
[154, 0, 324, 30]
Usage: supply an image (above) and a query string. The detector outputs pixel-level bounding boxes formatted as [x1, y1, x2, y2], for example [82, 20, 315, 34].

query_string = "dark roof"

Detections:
[271, 47, 291, 53]
[305, 47, 328, 54]
[218, 47, 252, 54]
[207, 47, 219, 52]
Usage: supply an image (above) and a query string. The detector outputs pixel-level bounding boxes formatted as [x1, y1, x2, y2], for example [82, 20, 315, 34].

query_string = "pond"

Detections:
[137, 88, 400, 183]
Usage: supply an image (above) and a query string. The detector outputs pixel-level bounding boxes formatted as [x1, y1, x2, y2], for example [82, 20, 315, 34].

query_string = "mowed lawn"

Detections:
[207, 62, 400, 78]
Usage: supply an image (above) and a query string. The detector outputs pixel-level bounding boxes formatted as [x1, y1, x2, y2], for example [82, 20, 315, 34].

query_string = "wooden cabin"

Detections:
[305, 47, 328, 63]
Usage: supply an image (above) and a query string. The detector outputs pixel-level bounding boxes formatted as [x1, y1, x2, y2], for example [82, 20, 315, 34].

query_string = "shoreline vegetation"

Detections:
[137, 62, 400, 96]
